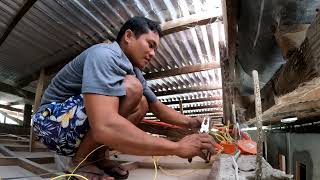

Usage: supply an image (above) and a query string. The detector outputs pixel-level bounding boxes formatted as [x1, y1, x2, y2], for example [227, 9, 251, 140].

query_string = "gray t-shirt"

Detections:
[40, 42, 157, 106]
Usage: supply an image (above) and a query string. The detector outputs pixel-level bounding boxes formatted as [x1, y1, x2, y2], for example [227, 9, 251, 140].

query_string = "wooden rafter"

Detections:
[144, 62, 220, 80]
[0, 104, 24, 113]
[0, 82, 34, 102]
[162, 97, 222, 105]
[154, 85, 222, 96]
[172, 104, 223, 111]
[146, 110, 223, 117]
[161, 13, 220, 36]
[0, 0, 37, 47]
[221, 0, 238, 123]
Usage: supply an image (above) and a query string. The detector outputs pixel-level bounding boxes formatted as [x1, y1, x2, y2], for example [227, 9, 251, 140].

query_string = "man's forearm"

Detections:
[149, 100, 192, 128]
[92, 112, 180, 156]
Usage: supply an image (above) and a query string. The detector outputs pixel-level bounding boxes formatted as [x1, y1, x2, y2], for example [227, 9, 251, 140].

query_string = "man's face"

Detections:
[124, 30, 160, 69]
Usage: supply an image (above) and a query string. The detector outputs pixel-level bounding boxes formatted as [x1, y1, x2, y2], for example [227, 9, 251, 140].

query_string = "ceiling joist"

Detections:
[144, 62, 220, 80]
[0, 0, 37, 47]
[155, 85, 222, 96]
[0, 82, 34, 103]
[161, 97, 222, 105]
[161, 13, 221, 36]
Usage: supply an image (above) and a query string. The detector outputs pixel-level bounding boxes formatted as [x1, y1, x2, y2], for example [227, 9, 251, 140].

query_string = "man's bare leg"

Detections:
[72, 75, 145, 178]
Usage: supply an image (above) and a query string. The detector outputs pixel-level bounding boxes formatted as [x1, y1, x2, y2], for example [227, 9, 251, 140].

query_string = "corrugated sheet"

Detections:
[0, 0, 224, 117]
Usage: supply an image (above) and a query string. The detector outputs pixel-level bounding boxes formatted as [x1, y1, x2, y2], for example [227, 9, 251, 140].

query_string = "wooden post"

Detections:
[29, 69, 46, 152]
[253, 70, 263, 180]
[23, 104, 32, 127]
[179, 99, 184, 114]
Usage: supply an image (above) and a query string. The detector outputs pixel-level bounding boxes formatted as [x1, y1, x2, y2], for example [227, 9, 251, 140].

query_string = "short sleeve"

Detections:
[82, 47, 132, 96]
[133, 68, 157, 103]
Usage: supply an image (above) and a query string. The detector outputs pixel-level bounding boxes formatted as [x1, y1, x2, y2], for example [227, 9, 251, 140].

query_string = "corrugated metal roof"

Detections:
[0, 0, 225, 117]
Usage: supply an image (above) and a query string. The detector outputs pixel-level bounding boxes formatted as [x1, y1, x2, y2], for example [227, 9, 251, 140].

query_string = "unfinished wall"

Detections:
[266, 132, 320, 180]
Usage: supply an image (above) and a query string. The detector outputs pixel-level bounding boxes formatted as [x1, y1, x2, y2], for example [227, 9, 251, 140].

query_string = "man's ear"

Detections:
[124, 29, 135, 44]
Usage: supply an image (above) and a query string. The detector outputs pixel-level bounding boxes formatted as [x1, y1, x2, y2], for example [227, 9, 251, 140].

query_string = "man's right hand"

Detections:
[175, 134, 216, 160]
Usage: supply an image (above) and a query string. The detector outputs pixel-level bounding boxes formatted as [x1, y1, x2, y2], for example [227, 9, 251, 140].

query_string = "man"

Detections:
[32, 16, 215, 179]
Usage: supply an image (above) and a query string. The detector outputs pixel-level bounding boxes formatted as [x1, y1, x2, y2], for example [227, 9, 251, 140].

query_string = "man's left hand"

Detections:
[188, 116, 203, 129]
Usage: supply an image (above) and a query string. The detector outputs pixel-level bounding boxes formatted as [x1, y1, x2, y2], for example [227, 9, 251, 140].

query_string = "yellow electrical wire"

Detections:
[50, 174, 88, 180]
[153, 156, 212, 178]
[212, 133, 226, 142]
[50, 144, 106, 180]
[152, 156, 158, 180]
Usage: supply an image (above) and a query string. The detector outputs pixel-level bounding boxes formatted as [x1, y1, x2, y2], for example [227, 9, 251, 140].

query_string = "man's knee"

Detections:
[124, 75, 143, 98]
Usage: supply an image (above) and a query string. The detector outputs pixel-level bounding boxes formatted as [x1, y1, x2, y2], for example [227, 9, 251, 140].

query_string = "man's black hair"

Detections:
[116, 16, 162, 43]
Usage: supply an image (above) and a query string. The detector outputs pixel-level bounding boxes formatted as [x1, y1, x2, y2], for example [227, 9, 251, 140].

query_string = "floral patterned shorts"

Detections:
[32, 95, 89, 156]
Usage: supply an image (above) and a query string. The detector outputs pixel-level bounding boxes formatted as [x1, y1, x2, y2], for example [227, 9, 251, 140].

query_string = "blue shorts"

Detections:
[32, 95, 89, 156]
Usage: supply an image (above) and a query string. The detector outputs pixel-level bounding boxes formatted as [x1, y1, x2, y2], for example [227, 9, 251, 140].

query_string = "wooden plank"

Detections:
[244, 78, 320, 126]
[144, 62, 220, 80]
[0, 139, 29, 145]
[221, 0, 238, 124]
[172, 104, 223, 111]
[30, 69, 46, 152]
[0, 145, 57, 178]
[0, 104, 24, 113]
[155, 85, 222, 96]
[179, 100, 183, 114]
[0, 0, 37, 46]
[146, 110, 223, 117]
[0, 82, 34, 102]
[23, 104, 32, 127]
[17, 157, 56, 178]
[162, 97, 222, 105]
[0, 124, 29, 135]
[0, 110, 23, 125]
[26, 156, 54, 164]
[161, 13, 220, 36]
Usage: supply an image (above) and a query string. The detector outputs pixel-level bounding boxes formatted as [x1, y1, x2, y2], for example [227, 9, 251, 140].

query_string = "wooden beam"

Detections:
[0, 82, 34, 102]
[179, 100, 183, 114]
[23, 104, 32, 127]
[221, 0, 238, 124]
[0, 0, 37, 47]
[30, 69, 46, 152]
[0, 104, 24, 113]
[144, 62, 220, 80]
[155, 85, 222, 96]
[146, 110, 223, 117]
[245, 78, 320, 126]
[161, 13, 220, 36]
[245, 13, 320, 119]
[162, 97, 222, 105]
[0, 110, 23, 125]
[172, 104, 223, 111]
[0, 124, 30, 135]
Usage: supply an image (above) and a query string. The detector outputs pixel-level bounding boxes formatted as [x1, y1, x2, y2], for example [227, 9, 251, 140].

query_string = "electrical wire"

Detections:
[50, 174, 88, 180]
[152, 156, 158, 180]
[49, 144, 106, 180]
